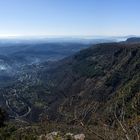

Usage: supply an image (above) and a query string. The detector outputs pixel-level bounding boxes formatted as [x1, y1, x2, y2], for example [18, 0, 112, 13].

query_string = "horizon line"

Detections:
[0, 34, 138, 39]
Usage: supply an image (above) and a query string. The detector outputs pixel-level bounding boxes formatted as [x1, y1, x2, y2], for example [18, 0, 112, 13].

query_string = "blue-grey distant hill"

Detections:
[126, 37, 140, 43]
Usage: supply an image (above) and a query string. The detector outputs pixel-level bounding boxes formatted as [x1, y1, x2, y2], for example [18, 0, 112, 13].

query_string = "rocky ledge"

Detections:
[38, 132, 85, 140]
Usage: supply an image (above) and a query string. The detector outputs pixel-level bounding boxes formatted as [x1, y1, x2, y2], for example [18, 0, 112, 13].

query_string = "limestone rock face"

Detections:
[74, 134, 85, 140]
[38, 132, 58, 140]
[38, 132, 85, 140]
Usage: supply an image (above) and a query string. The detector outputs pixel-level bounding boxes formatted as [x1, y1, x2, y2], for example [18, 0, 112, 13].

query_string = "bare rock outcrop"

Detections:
[38, 132, 85, 140]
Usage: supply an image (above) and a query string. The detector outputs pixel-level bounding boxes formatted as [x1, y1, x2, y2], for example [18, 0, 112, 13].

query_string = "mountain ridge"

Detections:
[0, 41, 140, 139]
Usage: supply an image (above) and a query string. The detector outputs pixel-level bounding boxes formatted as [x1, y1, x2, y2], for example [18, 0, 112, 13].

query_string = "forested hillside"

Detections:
[0, 41, 140, 139]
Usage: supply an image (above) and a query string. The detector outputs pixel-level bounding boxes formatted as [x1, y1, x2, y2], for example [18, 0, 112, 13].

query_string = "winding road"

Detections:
[2, 90, 31, 122]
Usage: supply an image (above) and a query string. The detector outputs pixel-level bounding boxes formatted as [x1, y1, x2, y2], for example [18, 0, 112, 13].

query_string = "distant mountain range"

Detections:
[126, 37, 140, 43]
[0, 36, 128, 44]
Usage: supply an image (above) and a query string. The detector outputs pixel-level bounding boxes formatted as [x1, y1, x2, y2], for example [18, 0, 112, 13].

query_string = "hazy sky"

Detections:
[0, 0, 140, 37]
